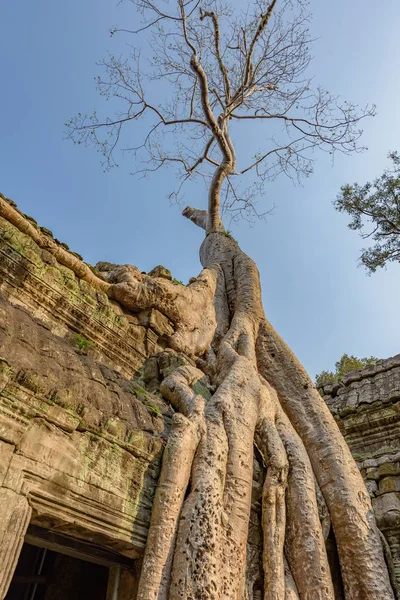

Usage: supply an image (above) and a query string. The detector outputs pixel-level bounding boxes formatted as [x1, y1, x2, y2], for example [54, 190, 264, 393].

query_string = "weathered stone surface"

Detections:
[143, 356, 160, 393]
[323, 356, 400, 591]
[0, 212, 176, 594]
[0, 489, 31, 599]
[138, 308, 174, 337]
[96, 261, 119, 273]
[0, 215, 152, 377]
[1, 202, 399, 597]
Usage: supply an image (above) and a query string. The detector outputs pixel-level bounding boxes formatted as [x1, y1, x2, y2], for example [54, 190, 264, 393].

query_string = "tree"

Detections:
[335, 151, 400, 274]
[67, 0, 375, 227]
[315, 353, 379, 388]
[64, 1, 395, 598]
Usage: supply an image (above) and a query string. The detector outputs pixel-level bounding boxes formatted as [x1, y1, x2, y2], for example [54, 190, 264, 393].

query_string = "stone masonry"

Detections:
[321, 358, 400, 590]
[0, 195, 399, 597]
[0, 199, 176, 598]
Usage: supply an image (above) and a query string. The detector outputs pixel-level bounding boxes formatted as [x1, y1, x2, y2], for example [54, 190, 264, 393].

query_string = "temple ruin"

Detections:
[0, 196, 399, 599]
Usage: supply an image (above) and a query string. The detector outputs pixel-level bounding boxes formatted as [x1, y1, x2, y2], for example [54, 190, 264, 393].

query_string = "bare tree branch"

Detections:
[199, 9, 231, 102]
[66, 0, 375, 227]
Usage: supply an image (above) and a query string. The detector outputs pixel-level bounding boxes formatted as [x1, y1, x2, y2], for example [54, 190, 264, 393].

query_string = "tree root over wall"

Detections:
[1, 197, 395, 599]
[133, 208, 395, 600]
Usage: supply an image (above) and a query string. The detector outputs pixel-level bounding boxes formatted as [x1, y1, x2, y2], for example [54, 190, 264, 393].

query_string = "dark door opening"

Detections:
[5, 542, 109, 600]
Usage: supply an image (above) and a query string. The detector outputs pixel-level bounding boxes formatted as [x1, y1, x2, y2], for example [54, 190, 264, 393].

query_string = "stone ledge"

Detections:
[320, 353, 400, 397]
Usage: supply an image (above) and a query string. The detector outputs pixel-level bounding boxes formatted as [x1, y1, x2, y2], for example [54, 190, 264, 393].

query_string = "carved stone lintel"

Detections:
[0, 488, 32, 599]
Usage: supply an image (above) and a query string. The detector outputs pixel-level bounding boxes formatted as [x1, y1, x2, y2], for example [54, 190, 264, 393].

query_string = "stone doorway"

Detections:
[5, 543, 109, 600]
[4, 526, 135, 600]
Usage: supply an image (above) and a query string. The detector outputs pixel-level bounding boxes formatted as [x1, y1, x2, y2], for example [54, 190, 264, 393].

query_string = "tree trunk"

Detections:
[0, 197, 394, 599]
[133, 222, 395, 600]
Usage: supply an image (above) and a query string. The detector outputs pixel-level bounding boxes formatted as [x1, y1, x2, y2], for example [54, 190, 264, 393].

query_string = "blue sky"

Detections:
[1, 0, 400, 378]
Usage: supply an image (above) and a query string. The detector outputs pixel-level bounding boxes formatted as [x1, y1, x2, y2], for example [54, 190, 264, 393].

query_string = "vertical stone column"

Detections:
[386, 529, 400, 594]
[106, 566, 121, 600]
[118, 566, 139, 600]
[373, 491, 400, 596]
[0, 488, 31, 599]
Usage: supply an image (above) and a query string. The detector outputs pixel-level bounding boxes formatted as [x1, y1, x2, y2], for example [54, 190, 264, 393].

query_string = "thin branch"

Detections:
[199, 9, 231, 102]
[229, 0, 278, 108]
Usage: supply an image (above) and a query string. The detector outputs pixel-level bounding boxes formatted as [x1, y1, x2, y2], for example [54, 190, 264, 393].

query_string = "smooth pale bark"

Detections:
[136, 414, 200, 600]
[284, 558, 300, 600]
[135, 227, 394, 599]
[169, 417, 228, 599]
[261, 465, 287, 600]
[256, 387, 288, 600]
[257, 381, 334, 600]
[278, 416, 334, 600]
[4, 206, 393, 598]
[110, 265, 218, 356]
[200, 231, 392, 599]
[137, 367, 206, 600]
[256, 318, 394, 599]
[168, 358, 260, 599]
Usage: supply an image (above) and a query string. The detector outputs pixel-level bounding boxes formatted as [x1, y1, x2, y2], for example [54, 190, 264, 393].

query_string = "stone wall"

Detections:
[1, 196, 400, 597]
[0, 201, 177, 598]
[321, 357, 400, 588]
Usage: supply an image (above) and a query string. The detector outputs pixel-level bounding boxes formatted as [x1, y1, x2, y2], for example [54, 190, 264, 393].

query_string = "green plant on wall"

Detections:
[131, 386, 163, 417]
[315, 353, 379, 387]
[74, 333, 95, 353]
[147, 402, 162, 417]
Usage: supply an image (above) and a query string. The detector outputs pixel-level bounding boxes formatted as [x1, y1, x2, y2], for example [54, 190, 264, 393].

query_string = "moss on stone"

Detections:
[378, 462, 400, 478]
[40, 226, 54, 238]
[191, 380, 212, 400]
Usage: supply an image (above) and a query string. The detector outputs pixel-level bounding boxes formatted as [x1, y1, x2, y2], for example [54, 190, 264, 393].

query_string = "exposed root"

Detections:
[0, 197, 110, 291]
[261, 465, 287, 600]
[164, 354, 260, 599]
[219, 357, 260, 598]
[315, 478, 331, 541]
[108, 264, 219, 356]
[277, 412, 334, 599]
[256, 379, 334, 600]
[133, 217, 394, 599]
[136, 413, 199, 600]
[284, 558, 300, 600]
[255, 385, 288, 600]
[136, 367, 205, 600]
[256, 316, 394, 599]
[379, 531, 400, 600]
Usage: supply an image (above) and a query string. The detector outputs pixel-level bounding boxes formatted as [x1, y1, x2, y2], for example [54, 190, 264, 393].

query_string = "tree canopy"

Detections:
[315, 353, 379, 388]
[335, 151, 400, 274]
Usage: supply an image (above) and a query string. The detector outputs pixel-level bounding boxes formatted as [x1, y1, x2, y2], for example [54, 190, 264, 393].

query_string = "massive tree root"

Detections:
[1, 198, 395, 597]
[132, 208, 395, 600]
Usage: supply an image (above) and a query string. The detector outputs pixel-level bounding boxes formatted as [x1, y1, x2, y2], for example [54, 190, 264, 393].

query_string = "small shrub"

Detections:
[131, 386, 163, 417]
[172, 278, 184, 285]
[315, 353, 379, 388]
[74, 333, 95, 353]
[147, 402, 162, 417]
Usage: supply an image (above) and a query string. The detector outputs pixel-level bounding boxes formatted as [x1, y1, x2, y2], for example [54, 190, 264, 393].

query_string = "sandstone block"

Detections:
[0, 489, 32, 599]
